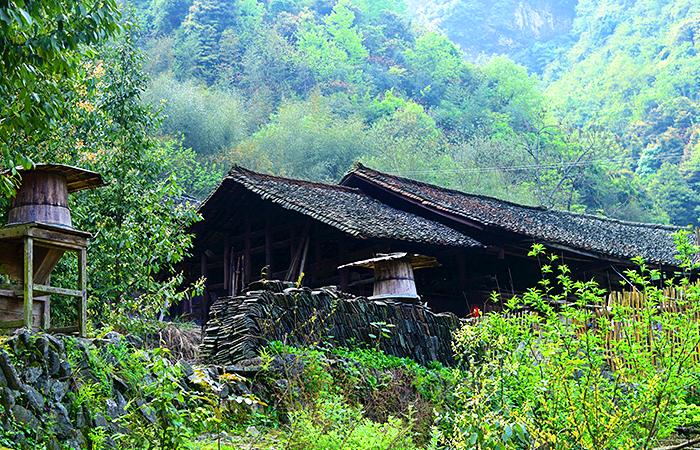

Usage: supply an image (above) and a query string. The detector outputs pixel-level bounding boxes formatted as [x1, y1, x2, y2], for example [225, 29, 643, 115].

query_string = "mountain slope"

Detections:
[412, 0, 700, 225]
[130, 0, 698, 226]
[406, 0, 578, 72]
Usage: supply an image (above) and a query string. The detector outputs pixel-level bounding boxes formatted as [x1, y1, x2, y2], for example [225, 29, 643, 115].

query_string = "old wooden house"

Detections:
[177, 164, 694, 321]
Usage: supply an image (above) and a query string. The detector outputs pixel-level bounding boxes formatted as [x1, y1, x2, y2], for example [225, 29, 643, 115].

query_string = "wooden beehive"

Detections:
[339, 253, 439, 302]
[6, 164, 103, 228]
[0, 164, 103, 332]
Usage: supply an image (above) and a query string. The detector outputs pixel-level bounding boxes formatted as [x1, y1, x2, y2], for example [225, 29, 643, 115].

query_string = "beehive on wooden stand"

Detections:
[338, 253, 439, 303]
[0, 164, 103, 336]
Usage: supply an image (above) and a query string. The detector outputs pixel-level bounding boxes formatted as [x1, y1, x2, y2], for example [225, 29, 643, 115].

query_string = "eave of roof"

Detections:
[342, 163, 695, 267]
[4, 163, 104, 192]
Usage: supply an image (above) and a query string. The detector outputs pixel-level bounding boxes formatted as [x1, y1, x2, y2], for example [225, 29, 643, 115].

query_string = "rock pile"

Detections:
[0, 330, 249, 449]
[201, 280, 461, 366]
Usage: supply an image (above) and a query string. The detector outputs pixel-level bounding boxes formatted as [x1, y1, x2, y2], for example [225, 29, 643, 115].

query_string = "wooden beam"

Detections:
[48, 325, 79, 335]
[0, 319, 25, 329]
[3, 283, 82, 298]
[0, 223, 32, 240]
[344, 175, 485, 230]
[23, 237, 33, 329]
[250, 238, 294, 255]
[33, 284, 82, 297]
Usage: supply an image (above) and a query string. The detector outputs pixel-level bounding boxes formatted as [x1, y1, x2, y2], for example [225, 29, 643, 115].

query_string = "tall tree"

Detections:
[0, 0, 121, 196]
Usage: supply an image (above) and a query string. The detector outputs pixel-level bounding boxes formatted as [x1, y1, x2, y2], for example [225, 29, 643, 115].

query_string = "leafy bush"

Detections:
[258, 342, 455, 447]
[144, 75, 252, 156]
[286, 395, 417, 450]
[438, 232, 700, 449]
[114, 348, 216, 449]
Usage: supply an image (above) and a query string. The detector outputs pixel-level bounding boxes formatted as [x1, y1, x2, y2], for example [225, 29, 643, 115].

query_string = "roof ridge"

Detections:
[350, 164, 686, 232]
[230, 165, 361, 193]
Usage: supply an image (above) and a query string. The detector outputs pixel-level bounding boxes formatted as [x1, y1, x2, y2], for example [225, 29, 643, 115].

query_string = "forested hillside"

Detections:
[411, 0, 700, 226]
[546, 0, 700, 226]
[129, 0, 699, 226]
[2, 2, 700, 448]
[406, 0, 577, 73]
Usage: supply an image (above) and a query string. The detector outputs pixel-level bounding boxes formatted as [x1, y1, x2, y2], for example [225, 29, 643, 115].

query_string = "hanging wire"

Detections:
[385, 150, 688, 176]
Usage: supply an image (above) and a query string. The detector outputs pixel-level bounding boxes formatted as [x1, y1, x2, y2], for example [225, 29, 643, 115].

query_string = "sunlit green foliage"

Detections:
[0, 0, 121, 195]
[28, 22, 204, 331]
[439, 234, 700, 449]
[546, 0, 700, 225]
[231, 94, 371, 181]
[128, 0, 689, 224]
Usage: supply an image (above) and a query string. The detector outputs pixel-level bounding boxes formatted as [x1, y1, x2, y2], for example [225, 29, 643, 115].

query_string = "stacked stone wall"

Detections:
[201, 280, 461, 366]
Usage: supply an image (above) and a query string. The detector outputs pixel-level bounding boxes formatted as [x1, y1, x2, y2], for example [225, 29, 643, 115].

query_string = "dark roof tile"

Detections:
[344, 164, 694, 266]
[201, 166, 481, 248]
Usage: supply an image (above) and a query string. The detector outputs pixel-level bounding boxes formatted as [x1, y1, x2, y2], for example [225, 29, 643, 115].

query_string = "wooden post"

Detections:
[244, 217, 251, 285]
[43, 296, 51, 330]
[339, 239, 348, 291]
[23, 236, 33, 329]
[223, 237, 230, 292]
[200, 252, 208, 280]
[265, 219, 272, 271]
[78, 248, 87, 337]
[456, 253, 467, 291]
[200, 252, 208, 322]
[298, 237, 309, 283]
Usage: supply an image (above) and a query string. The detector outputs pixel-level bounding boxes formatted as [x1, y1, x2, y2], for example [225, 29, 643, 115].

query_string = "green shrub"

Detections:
[286, 395, 418, 450]
[114, 348, 216, 449]
[439, 233, 700, 449]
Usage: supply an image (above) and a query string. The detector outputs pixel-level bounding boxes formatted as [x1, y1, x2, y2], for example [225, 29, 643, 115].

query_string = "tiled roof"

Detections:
[200, 166, 481, 248]
[342, 164, 694, 266]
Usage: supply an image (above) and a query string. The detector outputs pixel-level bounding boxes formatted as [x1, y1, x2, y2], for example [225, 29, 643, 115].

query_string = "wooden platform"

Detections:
[0, 222, 90, 335]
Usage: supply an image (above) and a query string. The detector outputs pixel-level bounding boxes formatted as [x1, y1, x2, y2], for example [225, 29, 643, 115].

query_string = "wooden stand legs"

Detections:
[19, 238, 87, 336]
[23, 237, 33, 329]
[78, 248, 87, 337]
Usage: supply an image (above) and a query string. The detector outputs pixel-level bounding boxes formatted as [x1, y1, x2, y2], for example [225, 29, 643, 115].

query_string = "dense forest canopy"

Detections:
[124, 0, 699, 227]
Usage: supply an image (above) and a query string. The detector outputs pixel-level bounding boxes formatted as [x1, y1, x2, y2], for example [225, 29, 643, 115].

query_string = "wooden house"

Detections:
[177, 165, 694, 321]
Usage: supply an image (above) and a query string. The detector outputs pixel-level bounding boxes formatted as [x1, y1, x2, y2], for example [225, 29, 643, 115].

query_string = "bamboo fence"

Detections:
[496, 282, 700, 366]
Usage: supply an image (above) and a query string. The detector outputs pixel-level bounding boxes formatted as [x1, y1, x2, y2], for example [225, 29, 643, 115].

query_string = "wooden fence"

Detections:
[604, 285, 700, 365]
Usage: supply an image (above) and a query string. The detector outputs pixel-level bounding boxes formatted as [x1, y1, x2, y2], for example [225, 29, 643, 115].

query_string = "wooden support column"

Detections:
[23, 236, 33, 329]
[78, 248, 87, 337]
[244, 217, 252, 285]
[200, 252, 208, 280]
[265, 219, 272, 271]
[200, 253, 208, 323]
[339, 239, 348, 291]
[223, 236, 230, 293]
[457, 252, 468, 292]
[42, 295, 51, 330]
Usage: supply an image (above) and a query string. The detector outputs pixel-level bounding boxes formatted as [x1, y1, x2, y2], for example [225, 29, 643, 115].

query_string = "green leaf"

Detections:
[17, 8, 32, 25]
